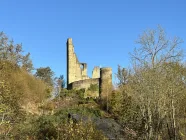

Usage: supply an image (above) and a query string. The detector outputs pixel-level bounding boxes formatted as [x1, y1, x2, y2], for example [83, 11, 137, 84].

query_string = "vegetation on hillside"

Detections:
[109, 26, 186, 139]
[1, 26, 186, 139]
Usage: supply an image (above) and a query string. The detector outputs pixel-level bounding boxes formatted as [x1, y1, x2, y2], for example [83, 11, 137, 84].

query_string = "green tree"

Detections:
[116, 65, 130, 87]
[35, 67, 54, 86]
[58, 75, 66, 89]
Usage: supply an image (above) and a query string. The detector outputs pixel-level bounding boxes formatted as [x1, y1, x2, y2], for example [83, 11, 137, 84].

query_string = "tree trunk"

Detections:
[171, 99, 176, 140]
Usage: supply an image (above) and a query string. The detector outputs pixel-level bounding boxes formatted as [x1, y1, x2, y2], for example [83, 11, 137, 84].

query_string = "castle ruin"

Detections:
[66, 38, 112, 98]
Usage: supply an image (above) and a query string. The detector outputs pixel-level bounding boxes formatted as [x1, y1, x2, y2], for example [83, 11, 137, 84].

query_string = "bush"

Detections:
[0, 60, 50, 105]
[12, 114, 107, 140]
[58, 120, 107, 140]
[88, 84, 99, 92]
[36, 116, 58, 140]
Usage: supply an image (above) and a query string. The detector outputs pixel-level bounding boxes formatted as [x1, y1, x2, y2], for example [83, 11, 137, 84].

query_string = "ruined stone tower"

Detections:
[66, 38, 112, 98]
[67, 38, 89, 86]
[100, 68, 112, 99]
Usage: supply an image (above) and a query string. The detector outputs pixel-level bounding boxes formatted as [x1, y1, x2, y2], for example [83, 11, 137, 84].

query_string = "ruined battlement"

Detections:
[68, 78, 99, 90]
[92, 66, 100, 78]
[67, 38, 89, 85]
[66, 38, 112, 98]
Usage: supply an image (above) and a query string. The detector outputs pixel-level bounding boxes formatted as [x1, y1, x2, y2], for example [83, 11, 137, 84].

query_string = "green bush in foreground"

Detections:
[11, 114, 107, 140]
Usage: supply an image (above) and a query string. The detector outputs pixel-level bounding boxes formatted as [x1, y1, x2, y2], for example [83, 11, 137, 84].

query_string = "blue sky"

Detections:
[1, 0, 186, 81]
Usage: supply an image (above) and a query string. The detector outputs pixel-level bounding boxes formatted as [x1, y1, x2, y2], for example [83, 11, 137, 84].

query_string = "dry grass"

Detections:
[0, 60, 50, 113]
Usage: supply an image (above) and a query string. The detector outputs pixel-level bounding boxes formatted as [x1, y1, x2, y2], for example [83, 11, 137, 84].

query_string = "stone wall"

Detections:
[80, 63, 89, 80]
[100, 67, 112, 99]
[68, 78, 99, 90]
[67, 38, 89, 88]
[92, 66, 100, 78]
[67, 38, 76, 85]
[66, 38, 112, 99]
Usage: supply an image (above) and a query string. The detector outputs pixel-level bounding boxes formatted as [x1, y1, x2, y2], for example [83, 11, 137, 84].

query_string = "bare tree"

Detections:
[131, 25, 183, 69]
[0, 32, 33, 72]
[128, 26, 185, 139]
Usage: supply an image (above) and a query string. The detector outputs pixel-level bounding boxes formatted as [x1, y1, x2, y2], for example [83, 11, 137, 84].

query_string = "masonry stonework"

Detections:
[66, 38, 112, 98]
[92, 66, 100, 78]
[100, 68, 112, 99]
